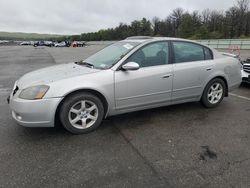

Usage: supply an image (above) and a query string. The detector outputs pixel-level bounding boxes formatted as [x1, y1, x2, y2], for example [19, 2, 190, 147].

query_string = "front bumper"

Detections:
[241, 70, 250, 83]
[9, 96, 62, 127]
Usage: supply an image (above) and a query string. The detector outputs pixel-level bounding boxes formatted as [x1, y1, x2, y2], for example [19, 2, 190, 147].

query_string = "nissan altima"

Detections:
[8, 37, 242, 134]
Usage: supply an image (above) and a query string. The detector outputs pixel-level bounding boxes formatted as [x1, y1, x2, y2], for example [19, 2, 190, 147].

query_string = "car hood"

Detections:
[17, 63, 101, 89]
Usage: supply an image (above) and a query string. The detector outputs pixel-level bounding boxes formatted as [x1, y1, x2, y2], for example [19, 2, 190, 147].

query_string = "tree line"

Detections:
[69, 0, 250, 41]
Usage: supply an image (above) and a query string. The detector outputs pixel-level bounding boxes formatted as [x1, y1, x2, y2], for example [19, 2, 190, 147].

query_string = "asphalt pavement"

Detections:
[0, 45, 250, 187]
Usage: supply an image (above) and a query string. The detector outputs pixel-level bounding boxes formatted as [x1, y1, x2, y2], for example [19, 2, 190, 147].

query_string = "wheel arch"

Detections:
[54, 89, 109, 127]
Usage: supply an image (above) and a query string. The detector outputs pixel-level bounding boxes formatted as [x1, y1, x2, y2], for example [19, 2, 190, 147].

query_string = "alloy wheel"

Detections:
[207, 83, 223, 104]
[68, 100, 98, 129]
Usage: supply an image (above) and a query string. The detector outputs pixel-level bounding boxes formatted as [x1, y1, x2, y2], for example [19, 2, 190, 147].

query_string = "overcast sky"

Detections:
[0, 0, 235, 35]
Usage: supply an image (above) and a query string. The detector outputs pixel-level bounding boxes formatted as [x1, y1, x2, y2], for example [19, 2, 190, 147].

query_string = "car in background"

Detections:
[0, 40, 9, 44]
[54, 41, 67, 47]
[77, 41, 86, 47]
[71, 41, 86, 47]
[44, 41, 54, 47]
[33, 41, 45, 47]
[8, 37, 242, 134]
[33, 41, 53, 47]
[242, 57, 250, 83]
[20, 41, 31, 45]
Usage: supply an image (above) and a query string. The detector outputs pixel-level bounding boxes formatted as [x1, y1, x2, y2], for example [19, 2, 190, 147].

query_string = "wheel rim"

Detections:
[207, 83, 223, 104]
[68, 100, 98, 129]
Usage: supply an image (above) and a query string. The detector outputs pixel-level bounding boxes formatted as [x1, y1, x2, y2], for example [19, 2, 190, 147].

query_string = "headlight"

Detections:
[19, 85, 49, 100]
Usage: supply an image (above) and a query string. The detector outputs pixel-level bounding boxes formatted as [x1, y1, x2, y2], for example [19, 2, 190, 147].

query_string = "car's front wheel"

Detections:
[59, 92, 104, 134]
[201, 78, 226, 108]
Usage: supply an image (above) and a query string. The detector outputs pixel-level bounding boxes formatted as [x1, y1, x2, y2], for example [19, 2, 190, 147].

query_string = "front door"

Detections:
[114, 41, 173, 110]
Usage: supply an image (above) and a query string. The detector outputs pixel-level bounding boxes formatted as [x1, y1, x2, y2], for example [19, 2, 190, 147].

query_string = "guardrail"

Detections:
[197, 39, 250, 50]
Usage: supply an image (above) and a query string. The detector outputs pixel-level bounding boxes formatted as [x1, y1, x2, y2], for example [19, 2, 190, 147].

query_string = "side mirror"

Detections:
[122, 62, 139, 71]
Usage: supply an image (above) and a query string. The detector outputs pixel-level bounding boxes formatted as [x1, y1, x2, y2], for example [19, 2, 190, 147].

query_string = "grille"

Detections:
[243, 63, 250, 73]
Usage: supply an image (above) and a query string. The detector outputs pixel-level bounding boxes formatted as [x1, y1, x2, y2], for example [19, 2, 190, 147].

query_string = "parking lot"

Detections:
[0, 45, 250, 187]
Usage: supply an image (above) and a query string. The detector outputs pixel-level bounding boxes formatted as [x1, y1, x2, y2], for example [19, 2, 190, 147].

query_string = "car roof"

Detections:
[122, 36, 212, 49]
[123, 36, 191, 42]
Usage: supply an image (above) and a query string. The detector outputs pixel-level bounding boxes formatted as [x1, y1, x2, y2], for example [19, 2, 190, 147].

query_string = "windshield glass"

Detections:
[84, 41, 140, 69]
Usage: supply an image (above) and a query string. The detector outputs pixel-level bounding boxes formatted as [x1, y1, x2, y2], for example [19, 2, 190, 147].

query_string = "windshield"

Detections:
[84, 41, 140, 69]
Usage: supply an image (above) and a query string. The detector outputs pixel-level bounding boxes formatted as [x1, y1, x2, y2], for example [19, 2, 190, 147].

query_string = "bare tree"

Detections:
[226, 7, 239, 38]
[171, 8, 184, 27]
[152, 17, 160, 35]
[192, 11, 202, 27]
[237, 0, 249, 12]
[236, 0, 249, 36]
[202, 9, 211, 25]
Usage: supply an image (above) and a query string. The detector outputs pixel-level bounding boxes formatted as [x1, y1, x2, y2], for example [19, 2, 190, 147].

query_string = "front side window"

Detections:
[173, 42, 205, 63]
[126, 42, 169, 68]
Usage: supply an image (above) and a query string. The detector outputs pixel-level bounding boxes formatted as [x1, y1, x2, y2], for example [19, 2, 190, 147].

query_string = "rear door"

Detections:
[171, 41, 214, 102]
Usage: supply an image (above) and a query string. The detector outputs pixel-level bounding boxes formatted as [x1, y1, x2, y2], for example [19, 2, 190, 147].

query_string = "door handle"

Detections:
[162, 74, 172, 79]
[206, 67, 212, 71]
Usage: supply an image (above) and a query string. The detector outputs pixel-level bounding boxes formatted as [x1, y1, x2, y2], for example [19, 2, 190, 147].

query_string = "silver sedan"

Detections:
[8, 37, 242, 134]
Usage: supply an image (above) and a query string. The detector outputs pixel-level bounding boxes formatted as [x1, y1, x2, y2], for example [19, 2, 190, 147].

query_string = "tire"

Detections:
[201, 78, 226, 108]
[59, 92, 104, 134]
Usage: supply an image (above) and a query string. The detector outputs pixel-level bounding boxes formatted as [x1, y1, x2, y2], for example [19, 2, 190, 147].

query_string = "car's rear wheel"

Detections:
[59, 92, 104, 134]
[201, 78, 226, 108]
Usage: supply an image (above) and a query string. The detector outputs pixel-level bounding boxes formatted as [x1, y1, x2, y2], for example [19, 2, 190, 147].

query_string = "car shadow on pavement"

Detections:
[109, 101, 207, 130]
[241, 82, 250, 88]
[13, 117, 116, 140]
[14, 101, 220, 138]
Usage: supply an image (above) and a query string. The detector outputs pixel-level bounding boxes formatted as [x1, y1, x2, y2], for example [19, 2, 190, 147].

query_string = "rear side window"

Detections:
[173, 42, 205, 63]
[204, 47, 213, 60]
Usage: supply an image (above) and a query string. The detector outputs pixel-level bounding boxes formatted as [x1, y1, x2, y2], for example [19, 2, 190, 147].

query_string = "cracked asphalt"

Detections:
[0, 45, 250, 187]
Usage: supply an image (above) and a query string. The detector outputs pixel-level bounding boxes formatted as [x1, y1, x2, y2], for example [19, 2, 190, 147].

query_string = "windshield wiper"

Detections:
[75, 61, 95, 68]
